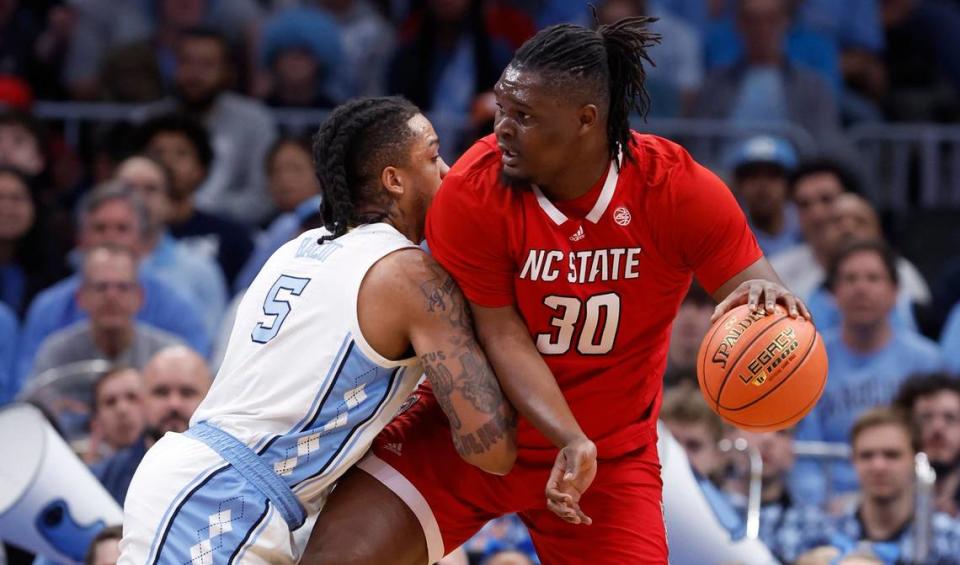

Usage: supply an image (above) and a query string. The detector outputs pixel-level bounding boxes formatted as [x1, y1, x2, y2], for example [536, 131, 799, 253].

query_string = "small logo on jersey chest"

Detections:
[569, 226, 585, 241]
[614, 207, 632, 226]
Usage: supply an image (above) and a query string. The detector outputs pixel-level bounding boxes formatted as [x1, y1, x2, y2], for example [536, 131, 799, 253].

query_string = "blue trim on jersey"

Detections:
[151, 466, 270, 565]
[260, 341, 405, 490]
[227, 502, 271, 564]
[298, 365, 402, 487]
[229, 504, 275, 564]
[295, 335, 353, 434]
[297, 365, 409, 491]
[247, 335, 354, 459]
[185, 423, 306, 529]
[147, 462, 230, 565]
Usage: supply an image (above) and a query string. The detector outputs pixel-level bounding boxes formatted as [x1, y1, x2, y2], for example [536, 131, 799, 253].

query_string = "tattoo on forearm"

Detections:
[452, 406, 517, 458]
[422, 351, 461, 430]
[423, 346, 518, 456]
[420, 262, 516, 456]
[458, 348, 502, 413]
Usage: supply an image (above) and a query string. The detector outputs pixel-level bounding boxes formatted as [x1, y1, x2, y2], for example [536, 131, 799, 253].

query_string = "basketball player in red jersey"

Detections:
[304, 17, 811, 564]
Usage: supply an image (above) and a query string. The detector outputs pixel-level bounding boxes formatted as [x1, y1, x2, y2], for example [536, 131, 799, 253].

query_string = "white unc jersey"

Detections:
[191, 223, 423, 510]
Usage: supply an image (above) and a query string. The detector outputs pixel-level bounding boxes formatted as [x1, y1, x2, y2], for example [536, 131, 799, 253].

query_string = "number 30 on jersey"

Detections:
[535, 293, 621, 355]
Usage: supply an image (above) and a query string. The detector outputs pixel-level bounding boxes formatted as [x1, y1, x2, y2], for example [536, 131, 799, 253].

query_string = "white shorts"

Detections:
[118, 432, 318, 565]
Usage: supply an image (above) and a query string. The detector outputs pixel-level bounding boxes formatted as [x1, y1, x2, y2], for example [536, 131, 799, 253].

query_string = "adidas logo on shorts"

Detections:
[382, 442, 403, 456]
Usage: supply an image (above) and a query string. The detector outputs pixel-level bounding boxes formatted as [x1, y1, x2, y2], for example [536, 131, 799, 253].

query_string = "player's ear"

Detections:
[578, 104, 599, 135]
[380, 165, 405, 198]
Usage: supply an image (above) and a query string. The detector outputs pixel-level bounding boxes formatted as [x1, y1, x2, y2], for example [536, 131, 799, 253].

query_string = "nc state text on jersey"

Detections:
[519, 248, 642, 284]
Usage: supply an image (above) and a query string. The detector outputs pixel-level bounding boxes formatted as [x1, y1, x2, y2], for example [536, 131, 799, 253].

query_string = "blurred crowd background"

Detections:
[1, 0, 960, 563]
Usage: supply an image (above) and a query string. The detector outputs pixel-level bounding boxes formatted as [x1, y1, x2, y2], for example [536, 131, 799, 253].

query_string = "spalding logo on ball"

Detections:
[697, 304, 828, 432]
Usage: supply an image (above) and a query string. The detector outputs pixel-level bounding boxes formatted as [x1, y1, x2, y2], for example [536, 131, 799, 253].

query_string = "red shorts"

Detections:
[356, 386, 668, 564]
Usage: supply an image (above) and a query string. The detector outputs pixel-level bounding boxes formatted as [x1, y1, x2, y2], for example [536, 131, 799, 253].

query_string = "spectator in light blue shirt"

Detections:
[115, 156, 227, 335]
[16, 270, 209, 392]
[801, 192, 930, 333]
[0, 301, 17, 403]
[824, 408, 960, 564]
[725, 135, 803, 259]
[793, 240, 943, 504]
[14, 179, 212, 391]
[692, 0, 839, 139]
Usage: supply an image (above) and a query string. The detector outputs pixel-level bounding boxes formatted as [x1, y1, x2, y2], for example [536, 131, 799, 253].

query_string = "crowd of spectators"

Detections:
[1, 1, 959, 564]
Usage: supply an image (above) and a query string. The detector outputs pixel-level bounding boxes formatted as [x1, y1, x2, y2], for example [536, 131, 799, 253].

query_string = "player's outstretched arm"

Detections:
[394, 251, 518, 475]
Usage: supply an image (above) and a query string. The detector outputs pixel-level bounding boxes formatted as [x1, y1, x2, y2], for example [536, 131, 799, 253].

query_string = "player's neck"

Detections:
[861, 489, 914, 540]
[537, 145, 611, 202]
[378, 205, 422, 244]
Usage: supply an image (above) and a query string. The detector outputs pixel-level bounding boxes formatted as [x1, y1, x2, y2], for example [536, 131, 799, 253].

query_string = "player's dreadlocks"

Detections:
[313, 96, 420, 239]
[510, 17, 660, 165]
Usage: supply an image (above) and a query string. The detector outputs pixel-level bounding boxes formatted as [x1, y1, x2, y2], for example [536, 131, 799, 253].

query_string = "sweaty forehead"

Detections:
[497, 67, 566, 107]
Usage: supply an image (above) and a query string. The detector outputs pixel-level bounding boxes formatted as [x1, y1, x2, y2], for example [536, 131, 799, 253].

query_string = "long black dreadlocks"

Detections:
[312, 96, 420, 239]
[510, 16, 660, 165]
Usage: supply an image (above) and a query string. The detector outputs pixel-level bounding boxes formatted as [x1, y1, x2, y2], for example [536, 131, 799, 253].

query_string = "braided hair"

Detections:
[510, 17, 660, 165]
[312, 96, 420, 239]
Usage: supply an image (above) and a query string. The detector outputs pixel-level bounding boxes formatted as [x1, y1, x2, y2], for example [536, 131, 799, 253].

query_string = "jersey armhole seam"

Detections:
[350, 244, 421, 369]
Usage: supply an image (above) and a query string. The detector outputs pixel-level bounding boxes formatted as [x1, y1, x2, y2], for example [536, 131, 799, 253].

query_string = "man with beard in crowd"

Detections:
[91, 345, 211, 504]
[895, 373, 960, 517]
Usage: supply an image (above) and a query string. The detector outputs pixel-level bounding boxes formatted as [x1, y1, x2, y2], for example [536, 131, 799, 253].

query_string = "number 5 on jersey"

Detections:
[252, 275, 311, 343]
[536, 293, 621, 355]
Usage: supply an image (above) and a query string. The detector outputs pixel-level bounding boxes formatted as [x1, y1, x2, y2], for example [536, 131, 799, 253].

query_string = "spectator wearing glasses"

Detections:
[114, 156, 227, 335]
[15, 181, 210, 389]
[29, 245, 183, 381]
[894, 373, 960, 518]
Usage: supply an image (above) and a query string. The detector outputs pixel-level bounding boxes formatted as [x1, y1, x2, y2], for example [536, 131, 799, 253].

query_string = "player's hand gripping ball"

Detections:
[697, 304, 828, 432]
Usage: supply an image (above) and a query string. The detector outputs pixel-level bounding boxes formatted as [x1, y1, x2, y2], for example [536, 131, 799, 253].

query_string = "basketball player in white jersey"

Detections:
[118, 97, 519, 564]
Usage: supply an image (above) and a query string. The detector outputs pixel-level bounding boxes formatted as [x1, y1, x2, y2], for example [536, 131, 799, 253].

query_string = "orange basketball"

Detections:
[696, 304, 828, 432]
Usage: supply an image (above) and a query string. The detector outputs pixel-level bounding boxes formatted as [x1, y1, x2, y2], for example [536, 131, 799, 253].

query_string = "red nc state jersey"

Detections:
[425, 133, 762, 458]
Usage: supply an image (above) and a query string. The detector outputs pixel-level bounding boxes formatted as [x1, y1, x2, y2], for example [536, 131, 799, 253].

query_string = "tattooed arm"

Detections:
[413, 255, 517, 475]
[362, 249, 517, 475]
